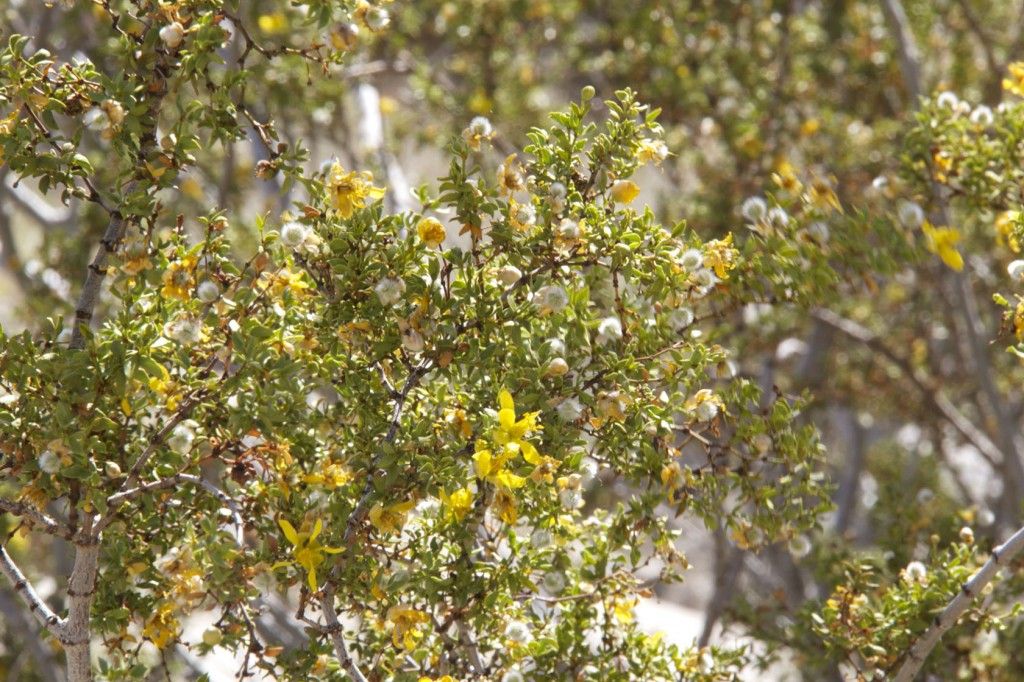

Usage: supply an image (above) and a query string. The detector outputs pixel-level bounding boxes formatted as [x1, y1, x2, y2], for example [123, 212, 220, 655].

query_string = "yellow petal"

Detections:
[498, 408, 516, 430]
[940, 247, 964, 271]
[307, 566, 318, 591]
[499, 389, 514, 412]
[521, 441, 542, 465]
[309, 518, 323, 543]
[610, 180, 640, 204]
[473, 450, 492, 478]
[278, 519, 299, 546]
[495, 470, 526, 489]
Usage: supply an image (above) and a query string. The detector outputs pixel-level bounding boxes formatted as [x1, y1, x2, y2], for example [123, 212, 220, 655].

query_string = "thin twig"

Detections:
[892, 522, 1024, 681]
[105, 473, 244, 546]
[0, 543, 63, 634]
[0, 497, 74, 542]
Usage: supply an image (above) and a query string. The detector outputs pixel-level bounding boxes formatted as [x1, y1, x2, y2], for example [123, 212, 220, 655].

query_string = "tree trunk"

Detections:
[63, 539, 99, 682]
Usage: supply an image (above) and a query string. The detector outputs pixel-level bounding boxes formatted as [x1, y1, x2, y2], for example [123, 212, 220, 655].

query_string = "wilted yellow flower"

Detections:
[326, 162, 385, 218]
[273, 518, 343, 591]
[684, 389, 723, 422]
[1003, 62, 1024, 97]
[417, 217, 446, 248]
[120, 236, 151, 275]
[497, 154, 526, 196]
[922, 221, 964, 271]
[807, 176, 842, 213]
[387, 604, 429, 650]
[0, 110, 18, 164]
[143, 601, 180, 649]
[1013, 301, 1024, 341]
[661, 461, 683, 491]
[338, 320, 372, 346]
[443, 407, 473, 439]
[161, 256, 196, 300]
[703, 234, 737, 280]
[610, 179, 640, 204]
[330, 22, 359, 51]
[508, 198, 537, 232]
[528, 454, 560, 484]
[462, 116, 493, 150]
[368, 499, 415, 534]
[493, 487, 518, 524]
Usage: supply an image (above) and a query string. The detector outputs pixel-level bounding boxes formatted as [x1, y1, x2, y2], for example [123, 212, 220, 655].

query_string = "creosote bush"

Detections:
[7, 2, 1024, 682]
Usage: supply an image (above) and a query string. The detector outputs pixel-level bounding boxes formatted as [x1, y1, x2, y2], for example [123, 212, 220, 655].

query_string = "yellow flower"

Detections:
[932, 151, 954, 183]
[1003, 62, 1024, 97]
[257, 268, 310, 298]
[1014, 301, 1024, 341]
[387, 604, 429, 650]
[799, 118, 821, 137]
[493, 389, 543, 464]
[148, 366, 182, 412]
[703, 234, 737, 280]
[161, 256, 196, 300]
[417, 217, 447, 248]
[922, 221, 964, 271]
[257, 12, 289, 34]
[636, 138, 668, 165]
[996, 211, 1021, 253]
[419, 677, 458, 682]
[273, 518, 343, 591]
[772, 159, 802, 194]
[440, 487, 474, 521]
[302, 462, 352, 489]
[326, 162, 385, 218]
[611, 596, 638, 624]
[143, 601, 180, 649]
[610, 179, 640, 204]
[472, 442, 526, 490]
[368, 499, 415, 535]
